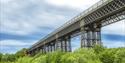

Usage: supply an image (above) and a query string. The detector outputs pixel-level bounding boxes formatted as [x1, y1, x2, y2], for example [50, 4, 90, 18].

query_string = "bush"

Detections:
[1, 46, 125, 63]
[15, 56, 32, 63]
[114, 48, 125, 63]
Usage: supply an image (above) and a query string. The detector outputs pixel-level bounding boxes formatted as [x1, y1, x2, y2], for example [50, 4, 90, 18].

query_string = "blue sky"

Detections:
[0, 0, 125, 54]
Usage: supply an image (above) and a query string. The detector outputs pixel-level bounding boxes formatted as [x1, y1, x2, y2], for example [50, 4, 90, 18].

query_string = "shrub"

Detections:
[1, 46, 125, 63]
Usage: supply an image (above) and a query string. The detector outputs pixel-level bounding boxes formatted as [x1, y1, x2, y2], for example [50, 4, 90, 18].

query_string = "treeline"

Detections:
[0, 48, 27, 63]
[0, 46, 125, 63]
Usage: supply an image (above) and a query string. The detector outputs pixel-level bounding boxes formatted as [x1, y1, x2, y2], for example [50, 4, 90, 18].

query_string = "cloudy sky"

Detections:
[0, 0, 125, 53]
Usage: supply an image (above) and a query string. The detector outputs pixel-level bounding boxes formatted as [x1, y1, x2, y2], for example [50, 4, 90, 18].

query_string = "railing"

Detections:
[29, 0, 113, 50]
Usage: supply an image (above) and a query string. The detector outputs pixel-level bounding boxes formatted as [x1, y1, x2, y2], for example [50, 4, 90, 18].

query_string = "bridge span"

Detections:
[28, 0, 125, 55]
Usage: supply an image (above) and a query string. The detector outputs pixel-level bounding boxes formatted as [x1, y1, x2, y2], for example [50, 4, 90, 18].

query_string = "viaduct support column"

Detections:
[81, 25, 102, 48]
[62, 40, 66, 52]
[55, 39, 62, 51]
[64, 39, 67, 52]
[81, 27, 87, 48]
[94, 27, 102, 46]
[55, 34, 61, 50]
[53, 42, 56, 51]
[43, 45, 46, 54]
[46, 45, 49, 53]
[51, 43, 54, 52]
[65, 36, 71, 52]
[41, 48, 44, 54]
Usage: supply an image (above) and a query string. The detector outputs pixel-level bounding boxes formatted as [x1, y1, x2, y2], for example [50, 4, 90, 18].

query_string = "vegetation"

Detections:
[0, 46, 125, 63]
[0, 48, 27, 63]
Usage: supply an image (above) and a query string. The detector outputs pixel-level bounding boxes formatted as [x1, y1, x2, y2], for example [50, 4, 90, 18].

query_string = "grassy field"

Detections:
[1, 46, 125, 63]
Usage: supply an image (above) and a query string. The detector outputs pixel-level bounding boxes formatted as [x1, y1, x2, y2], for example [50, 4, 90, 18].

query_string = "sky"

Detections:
[0, 0, 125, 54]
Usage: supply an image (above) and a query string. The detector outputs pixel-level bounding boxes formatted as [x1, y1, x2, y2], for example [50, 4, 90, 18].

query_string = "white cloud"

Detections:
[0, 12, 66, 35]
[0, 40, 37, 53]
[0, 0, 68, 35]
[0, 46, 17, 54]
[0, 0, 14, 4]
[102, 20, 125, 36]
[103, 40, 125, 48]
[0, 45, 26, 54]
[0, 40, 36, 46]
[0, 0, 101, 36]
[0, 20, 38, 35]
[45, 0, 100, 10]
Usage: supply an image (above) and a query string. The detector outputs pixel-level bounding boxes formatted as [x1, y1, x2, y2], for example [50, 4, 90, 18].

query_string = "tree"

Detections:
[0, 53, 3, 61]
[15, 48, 28, 58]
[1, 53, 16, 62]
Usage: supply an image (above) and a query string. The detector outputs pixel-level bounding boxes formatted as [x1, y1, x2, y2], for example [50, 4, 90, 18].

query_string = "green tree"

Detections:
[15, 48, 28, 58]
[1, 53, 16, 62]
[0, 53, 3, 61]
[114, 48, 125, 63]
[93, 45, 105, 54]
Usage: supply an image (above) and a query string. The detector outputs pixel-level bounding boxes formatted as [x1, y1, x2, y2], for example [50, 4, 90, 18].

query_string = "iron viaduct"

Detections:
[27, 0, 125, 55]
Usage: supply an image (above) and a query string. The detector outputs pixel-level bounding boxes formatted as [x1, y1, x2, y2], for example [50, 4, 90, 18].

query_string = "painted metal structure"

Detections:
[27, 0, 125, 55]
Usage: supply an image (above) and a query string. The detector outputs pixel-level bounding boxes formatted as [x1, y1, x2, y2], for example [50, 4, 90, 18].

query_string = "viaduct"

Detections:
[27, 0, 125, 55]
